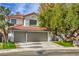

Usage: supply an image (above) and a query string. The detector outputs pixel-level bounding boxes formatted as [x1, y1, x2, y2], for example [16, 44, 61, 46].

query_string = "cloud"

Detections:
[0, 3, 40, 14]
[15, 3, 40, 14]
[15, 3, 26, 14]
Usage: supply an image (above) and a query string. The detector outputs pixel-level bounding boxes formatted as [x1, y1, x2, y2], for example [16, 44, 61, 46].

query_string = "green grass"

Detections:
[0, 43, 3, 49]
[0, 42, 16, 49]
[55, 41, 74, 47]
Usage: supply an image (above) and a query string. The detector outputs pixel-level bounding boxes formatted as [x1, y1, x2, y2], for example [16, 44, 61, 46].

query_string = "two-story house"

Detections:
[6, 12, 50, 43]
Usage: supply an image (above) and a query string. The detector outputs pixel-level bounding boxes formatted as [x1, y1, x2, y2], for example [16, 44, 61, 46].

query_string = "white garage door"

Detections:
[14, 31, 26, 43]
[27, 32, 48, 42]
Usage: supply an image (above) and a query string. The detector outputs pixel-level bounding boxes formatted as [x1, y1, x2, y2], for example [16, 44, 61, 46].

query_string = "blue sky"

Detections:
[0, 3, 40, 15]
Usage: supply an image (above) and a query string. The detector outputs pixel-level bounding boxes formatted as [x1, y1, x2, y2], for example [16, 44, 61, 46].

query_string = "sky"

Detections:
[0, 3, 40, 15]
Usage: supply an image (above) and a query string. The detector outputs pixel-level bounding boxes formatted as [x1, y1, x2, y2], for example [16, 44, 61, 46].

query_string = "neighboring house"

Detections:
[6, 12, 51, 43]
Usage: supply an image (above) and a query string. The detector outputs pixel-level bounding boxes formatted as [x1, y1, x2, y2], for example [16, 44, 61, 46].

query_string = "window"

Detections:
[30, 20, 37, 26]
[11, 19, 16, 24]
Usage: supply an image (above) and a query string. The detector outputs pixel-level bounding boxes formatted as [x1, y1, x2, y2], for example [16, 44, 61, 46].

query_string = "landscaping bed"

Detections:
[0, 42, 16, 49]
[55, 41, 74, 47]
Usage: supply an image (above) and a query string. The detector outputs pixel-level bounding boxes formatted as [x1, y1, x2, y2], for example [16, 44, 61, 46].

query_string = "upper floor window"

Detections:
[30, 20, 37, 26]
[11, 19, 16, 25]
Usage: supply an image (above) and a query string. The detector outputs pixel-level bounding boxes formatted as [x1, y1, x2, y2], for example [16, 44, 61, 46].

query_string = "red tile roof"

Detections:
[6, 15, 24, 20]
[10, 25, 47, 31]
[6, 12, 37, 20]
[24, 12, 38, 16]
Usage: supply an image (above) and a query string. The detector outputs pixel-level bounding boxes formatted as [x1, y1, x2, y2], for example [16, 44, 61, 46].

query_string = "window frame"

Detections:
[10, 19, 16, 25]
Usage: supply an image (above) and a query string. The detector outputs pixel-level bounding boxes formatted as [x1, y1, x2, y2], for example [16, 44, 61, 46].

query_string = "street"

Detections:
[0, 48, 79, 56]
[1, 50, 79, 56]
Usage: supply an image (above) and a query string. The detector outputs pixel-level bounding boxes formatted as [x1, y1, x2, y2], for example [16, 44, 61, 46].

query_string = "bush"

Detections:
[2, 42, 16, 49]
[0, 43, 3, 49]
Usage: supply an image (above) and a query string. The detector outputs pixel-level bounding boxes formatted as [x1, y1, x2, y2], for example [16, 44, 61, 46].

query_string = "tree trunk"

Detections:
[2, 29, 8, 48]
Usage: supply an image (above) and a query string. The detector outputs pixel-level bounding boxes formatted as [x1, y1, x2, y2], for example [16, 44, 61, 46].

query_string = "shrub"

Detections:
[3, 42, 16, 49]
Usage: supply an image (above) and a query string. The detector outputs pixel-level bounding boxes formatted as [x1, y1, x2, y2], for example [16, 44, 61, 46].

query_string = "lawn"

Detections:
[0, 42, 16, 49]
[55, 41, 74, 47]
[0, 43, 3, 49]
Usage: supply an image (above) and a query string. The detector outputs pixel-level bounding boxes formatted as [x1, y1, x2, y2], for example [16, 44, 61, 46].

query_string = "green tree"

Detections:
[39, 3, 55, 30]
[0, 6, 11, 44]
[63, 4, 79, 36]
[50, 4, 64, 35]
[39, 3, 79, 40]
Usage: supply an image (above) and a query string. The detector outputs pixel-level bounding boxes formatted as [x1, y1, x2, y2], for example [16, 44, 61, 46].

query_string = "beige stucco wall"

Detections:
[24, 14, 39, 26]
[16, 19, 24, 25]
[6, 18, 24, 25]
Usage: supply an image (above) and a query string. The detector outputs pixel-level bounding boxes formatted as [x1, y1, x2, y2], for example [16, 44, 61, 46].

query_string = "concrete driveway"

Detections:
[16, 42, 63, 48]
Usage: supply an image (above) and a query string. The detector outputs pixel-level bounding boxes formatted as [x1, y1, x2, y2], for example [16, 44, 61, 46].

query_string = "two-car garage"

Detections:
[14, 31, 48, 43]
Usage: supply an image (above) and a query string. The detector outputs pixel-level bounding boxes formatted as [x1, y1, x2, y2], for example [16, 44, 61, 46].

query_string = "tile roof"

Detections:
[10, 25, 47, 31]
[6, 15, 24, 20]
[24, 12, 38, 16]
[6, 12, 37, 20]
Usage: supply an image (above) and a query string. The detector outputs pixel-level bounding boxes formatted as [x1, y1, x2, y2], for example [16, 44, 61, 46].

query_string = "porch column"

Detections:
[26, 33, 27, 43]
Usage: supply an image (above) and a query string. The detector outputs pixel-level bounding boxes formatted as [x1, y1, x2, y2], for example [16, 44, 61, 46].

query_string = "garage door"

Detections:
[27, 32, 48, 42]
[14, 31, 26, 43]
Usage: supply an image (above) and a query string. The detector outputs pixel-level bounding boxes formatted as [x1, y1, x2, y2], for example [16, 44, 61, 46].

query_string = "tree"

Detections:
[39, 3, 55, 30]
[39, 3, 54, 15]
[63, 4, 79, 36]
[0, 6, 11, 44]
[38, 3, 79, 40]
[50, 4, 65, 35]
[39, 4, 65, 34]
